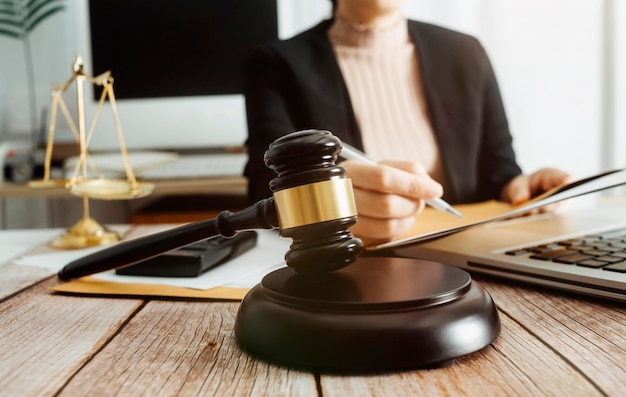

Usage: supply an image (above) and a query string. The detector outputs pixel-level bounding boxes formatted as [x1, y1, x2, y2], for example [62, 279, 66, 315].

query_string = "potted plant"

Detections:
[0, 0, 66, 142]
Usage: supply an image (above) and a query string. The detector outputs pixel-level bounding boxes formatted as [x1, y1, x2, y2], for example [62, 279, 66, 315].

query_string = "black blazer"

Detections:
[244, 19, 522, 204]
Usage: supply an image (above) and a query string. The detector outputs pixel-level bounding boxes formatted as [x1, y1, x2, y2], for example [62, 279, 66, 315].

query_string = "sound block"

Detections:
[234, 257, 500, 372]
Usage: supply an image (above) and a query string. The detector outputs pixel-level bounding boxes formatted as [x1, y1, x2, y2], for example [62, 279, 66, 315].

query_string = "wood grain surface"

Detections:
[1, 225, 624, 397]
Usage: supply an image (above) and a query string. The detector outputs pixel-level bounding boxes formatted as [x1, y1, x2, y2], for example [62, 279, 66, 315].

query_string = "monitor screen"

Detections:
[88, 0, 278, 100]
[78, 0, 279, 151]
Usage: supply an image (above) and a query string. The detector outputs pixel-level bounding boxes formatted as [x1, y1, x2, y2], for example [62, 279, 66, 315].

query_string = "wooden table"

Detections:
[1, 225, 624, 396]
[0, 176, 248, 198]
[0, 177, 248, 229]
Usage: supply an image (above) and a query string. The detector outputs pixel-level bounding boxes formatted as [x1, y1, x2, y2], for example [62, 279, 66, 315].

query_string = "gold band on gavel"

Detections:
[273, 179, 358, 229]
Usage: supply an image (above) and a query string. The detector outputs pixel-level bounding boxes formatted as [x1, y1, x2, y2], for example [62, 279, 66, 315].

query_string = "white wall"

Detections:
[0, 9, 74, 141]
[609, 0, 626, 197]
[404, 0, 607, 180]
[615, 0, 626, 161]
[277, 0, 332, 38]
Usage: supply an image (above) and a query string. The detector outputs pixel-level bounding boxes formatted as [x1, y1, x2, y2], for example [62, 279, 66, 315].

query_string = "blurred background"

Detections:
[1, 0, 624, 229]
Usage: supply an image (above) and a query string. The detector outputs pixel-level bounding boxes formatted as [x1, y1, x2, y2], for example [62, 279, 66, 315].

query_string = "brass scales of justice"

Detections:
[29, 55, 154, 249]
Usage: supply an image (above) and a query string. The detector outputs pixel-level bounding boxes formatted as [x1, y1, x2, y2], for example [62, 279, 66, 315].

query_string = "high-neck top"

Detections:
[328, 17, 446, 186]
[328, 15, 411, 49]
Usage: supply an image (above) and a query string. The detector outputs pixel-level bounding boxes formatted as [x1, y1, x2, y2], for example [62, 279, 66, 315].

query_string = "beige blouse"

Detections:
[328, 17, 446, 185]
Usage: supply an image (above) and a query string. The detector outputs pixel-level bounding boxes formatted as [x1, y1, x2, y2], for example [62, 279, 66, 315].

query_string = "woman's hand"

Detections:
[500, 167, 573, 212]
[342, 160, 443, 245]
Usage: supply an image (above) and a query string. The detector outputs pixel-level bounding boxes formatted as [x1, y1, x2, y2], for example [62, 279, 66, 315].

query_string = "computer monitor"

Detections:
[71, 0, 299, 152]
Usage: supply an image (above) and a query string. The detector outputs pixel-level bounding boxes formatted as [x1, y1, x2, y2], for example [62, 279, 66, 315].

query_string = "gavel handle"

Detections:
[58, 198, 278, 280]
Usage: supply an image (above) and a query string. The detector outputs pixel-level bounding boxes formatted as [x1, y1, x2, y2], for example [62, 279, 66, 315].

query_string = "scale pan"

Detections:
[68, 179, 154, 199]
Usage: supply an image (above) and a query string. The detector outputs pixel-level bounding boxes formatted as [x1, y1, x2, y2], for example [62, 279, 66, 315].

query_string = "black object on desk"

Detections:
[115, 231, 257, 277]
[57, 130, 500, 372]
[235, 256, 500, 371]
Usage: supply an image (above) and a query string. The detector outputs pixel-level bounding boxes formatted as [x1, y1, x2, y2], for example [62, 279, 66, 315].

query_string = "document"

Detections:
[367, 168, 626, 251]
[15, 230, 291, 300]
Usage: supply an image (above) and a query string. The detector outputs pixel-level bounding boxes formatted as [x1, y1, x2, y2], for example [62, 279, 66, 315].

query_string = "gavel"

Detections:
[58, 130, 364, 280]
[58, 129, 502, 372]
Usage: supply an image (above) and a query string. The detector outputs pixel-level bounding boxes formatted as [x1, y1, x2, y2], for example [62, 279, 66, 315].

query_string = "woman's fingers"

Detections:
[342, 159, 442, 243]
[350, 214, 417, 246]
[353, 188, 423, 219]
[345, 160, 442, 200]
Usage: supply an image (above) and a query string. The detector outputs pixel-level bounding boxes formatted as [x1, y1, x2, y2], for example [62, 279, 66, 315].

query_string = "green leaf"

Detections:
[25, 0, 64, 20]
[0, 26, 20, 38]
[0, 0, 65, 39]
[0, 9, 19, 18]
[0, 1, 19, 20]
[0, 17, 20, 27]
[0, 16, 21, 37]
[24, 4, 64, 32]
[0, 0, 18, 8]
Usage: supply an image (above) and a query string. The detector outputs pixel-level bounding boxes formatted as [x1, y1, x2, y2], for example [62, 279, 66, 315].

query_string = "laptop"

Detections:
[379, 205, 626, 302]
[64, 151, 248, 180]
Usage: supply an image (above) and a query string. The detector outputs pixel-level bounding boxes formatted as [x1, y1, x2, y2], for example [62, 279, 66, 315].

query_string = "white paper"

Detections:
[0, 229, 65, 266]
[369, 168, 626, 250]
[14, 230, 291, 290]
[13, 245, 111, 271]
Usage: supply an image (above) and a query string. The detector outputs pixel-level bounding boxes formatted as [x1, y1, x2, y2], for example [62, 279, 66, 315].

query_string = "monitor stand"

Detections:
[235, 256, 500, 372]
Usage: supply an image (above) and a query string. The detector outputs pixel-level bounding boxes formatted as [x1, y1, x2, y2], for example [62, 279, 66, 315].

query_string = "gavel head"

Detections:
[264, 129, 363, 274]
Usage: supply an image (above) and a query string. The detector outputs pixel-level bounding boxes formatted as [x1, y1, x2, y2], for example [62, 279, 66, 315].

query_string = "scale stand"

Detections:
[28, 55, 153, 249]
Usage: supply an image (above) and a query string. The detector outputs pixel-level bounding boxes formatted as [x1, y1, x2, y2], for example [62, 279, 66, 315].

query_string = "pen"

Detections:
[340, 143, 463, 218]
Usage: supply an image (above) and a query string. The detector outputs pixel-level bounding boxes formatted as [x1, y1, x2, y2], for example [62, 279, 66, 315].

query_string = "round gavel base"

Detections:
[234, 257, 500, 372]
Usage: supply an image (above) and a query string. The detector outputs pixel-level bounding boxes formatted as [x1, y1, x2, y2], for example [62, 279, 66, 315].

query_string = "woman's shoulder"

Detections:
[407, 19, 488, 63]
[247, 20, 334, 69]
[259, 20, 333, 54]
[408, 19, 480, 45]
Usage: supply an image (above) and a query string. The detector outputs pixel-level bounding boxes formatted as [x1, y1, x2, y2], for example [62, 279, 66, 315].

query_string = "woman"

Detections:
[244, 0, 570, 244]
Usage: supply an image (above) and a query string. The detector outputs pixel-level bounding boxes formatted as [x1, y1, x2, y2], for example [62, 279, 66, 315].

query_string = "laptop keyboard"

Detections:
[139, 153, 247, 179]
[505, 228, 626, 273]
